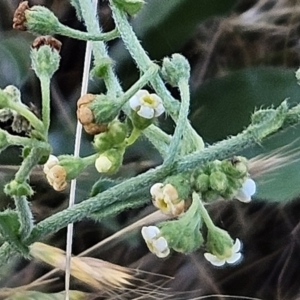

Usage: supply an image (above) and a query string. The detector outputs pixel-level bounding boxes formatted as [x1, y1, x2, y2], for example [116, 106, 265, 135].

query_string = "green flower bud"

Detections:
[209, 171, 228, 194]
[221, 156, 248, 178]
[95, 149, 124, 174]
[26, 6, 60, 35]
[194, 173, 210, 193]
[161, 54, 190, 87]
[108, 120, 128, 144]
[90, 94, 121, 124]
[93, 132, 113, 153]
[112, 0, 145, 15]
[4, 180, 34, 197]
[31, 44, 60, 78]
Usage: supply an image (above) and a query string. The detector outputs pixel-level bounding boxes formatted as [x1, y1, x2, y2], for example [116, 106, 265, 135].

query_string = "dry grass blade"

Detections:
[29, 242, 133, 290]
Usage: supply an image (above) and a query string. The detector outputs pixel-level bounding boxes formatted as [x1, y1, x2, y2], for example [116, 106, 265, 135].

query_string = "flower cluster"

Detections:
[43, 155, 67, 191]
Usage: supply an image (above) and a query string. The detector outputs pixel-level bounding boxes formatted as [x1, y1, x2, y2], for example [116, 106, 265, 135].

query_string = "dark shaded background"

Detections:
[2, 0, 300, 299]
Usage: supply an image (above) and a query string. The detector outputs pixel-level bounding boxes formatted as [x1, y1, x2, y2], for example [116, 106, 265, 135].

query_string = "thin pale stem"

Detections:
[164, 79, 190, 166]
[40, 75, 51, 139]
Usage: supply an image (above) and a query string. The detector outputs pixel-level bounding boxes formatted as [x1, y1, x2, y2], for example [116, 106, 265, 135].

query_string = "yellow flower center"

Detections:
[142, 95, 157, 107]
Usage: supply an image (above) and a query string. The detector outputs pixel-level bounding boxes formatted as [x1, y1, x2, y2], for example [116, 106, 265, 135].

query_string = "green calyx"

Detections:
[206, 226, 234, 259]
[26, 5, 60, 35]
[31, 45, 60, 78]
[161, 54, 191, 87]
[90, 95, 121, 124]
[159, 194, 203, 253]
[4, 180, 34, 197]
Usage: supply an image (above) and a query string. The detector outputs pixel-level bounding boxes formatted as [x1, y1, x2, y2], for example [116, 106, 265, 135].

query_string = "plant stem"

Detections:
[14, 196, 33, 240]
[40, 75, 51, 139]
[58, 24, 120, 41]
[193, 192, 215, 231]
[164, 78, 190, 166]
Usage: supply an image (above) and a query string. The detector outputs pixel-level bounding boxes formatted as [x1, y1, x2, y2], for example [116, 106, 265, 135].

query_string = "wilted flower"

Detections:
[141, 226, 170, 258]
[204, 238, 242, 267]
[129, 90, 165, 119]
[43, 155, 67, 191]
[235, 178, 256, 203]
[150, 183, 184, 216]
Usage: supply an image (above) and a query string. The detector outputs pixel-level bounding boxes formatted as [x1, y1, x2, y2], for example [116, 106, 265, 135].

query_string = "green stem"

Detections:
[78, 1, 122, 97]
[126, 127, 141, 146]
[58, 24, 120, 41]
[14, 196, 33, 240]
[118, 64, 159, 109]
[40, 75, 51, 139]
[15, 147, 48, 183]
[164, 79, 190, 166]
[193, 192, 215, 231]
[143, 125, 171, 158]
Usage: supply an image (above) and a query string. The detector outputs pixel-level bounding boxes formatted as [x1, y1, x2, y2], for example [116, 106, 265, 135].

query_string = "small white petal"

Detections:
[204, 253, 226, 267]
[232, 238, 242, 253]
[129, 95, 141, 110]
[136, 89, 149, 98]
[154, 103, 165, 117]
[95, 156, 112, 173]
[141, 226, 160, 240]
[242, 178, 256, 196]
[226, 252, 242, 264]
[137, 106, 155, 119]
[153, 237, 169, 253]
[150, 183, 164, 197]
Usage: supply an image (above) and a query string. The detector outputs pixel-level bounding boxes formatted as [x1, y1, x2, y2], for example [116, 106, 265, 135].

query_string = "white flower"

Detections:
[141, 226, 170, 258]
[129, 90, 165, 119]
[43, 154, 59, 174]
[204, 238, 242, 267]
[235, 178, 256, 203]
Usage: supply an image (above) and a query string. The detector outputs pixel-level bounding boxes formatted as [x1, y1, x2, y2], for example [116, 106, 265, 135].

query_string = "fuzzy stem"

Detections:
[164, 78, 190, 166]
[57, 24, 120, 41]
[78, 1, 122, 97]
[14, 196, 33, 240]
[126, 127, 141, 146]
[40, 75, 51, 139]
[193, 192, 215, 231]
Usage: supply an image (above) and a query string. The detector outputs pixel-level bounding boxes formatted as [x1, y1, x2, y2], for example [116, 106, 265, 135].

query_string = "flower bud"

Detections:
[46, 164, 67, 191]
[209, 171, 228, 194]
[13, 2, 61, 35]
[161, 54, 190, 87]
[112, 0, 145, 15]
[31, 42, 60, 78]
[4, 180, 33, 197]
[95, 149, 124, 174]
[77, 94, 108, 135]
